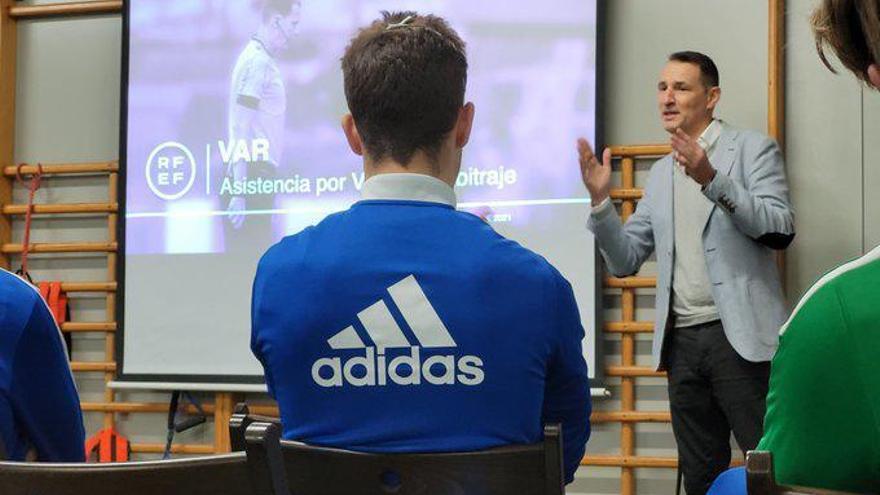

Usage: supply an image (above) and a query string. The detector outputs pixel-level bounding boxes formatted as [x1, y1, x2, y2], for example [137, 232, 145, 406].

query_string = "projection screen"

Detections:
[119, 0, 603, 388]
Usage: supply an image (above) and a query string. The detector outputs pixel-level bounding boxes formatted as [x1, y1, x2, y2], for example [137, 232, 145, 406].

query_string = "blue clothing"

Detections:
[252, 185, 591, 482]
[708, 467, 747, 495]
[0, 270, 85, 461]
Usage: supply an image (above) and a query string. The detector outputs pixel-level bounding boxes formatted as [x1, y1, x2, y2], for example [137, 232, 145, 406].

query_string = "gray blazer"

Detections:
[588, 125, 794, 370]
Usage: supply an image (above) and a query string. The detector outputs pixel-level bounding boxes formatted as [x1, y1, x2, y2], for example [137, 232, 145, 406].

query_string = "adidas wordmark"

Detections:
[311, 275, 485, 388]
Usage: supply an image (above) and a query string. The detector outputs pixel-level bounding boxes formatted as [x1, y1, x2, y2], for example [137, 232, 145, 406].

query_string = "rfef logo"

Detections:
[145, 141, 196, 200]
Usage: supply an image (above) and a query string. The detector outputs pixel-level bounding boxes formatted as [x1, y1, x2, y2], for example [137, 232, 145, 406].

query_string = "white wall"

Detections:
[9, 1, 878, 494]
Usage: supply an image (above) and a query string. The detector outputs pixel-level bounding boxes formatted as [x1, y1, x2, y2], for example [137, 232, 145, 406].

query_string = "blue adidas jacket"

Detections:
[251, 174, 591, 482]
[0, 269, 85, 461]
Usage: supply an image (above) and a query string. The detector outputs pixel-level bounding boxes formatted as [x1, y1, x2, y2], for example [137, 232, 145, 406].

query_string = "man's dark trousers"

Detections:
[666, 320, 770, 495]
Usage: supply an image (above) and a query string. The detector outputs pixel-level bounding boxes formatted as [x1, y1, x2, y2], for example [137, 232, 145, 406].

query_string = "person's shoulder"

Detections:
[721, 123, 778, 152]
[818, 247, 880, 316]
[0, 270, 40, 327]
[781, 246, 880, 335]
[0, 270, 39, 306]
[450, 213, 562, 282]
[235, 40, 273, 72]
[257, 209, 351, 271]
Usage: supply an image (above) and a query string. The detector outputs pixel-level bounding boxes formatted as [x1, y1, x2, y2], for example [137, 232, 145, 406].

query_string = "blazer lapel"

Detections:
[712, 128, 737, 177]
[702, 128, 737, 233]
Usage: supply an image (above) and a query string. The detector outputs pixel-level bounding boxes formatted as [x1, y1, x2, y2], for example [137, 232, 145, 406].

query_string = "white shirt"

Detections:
[229, 39, 286, 167]
[361, 173, 457, 207]
[671, 119, 722, 327]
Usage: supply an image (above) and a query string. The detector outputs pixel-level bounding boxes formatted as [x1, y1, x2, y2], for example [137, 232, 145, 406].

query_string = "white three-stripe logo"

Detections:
[327, 275, 456, 350]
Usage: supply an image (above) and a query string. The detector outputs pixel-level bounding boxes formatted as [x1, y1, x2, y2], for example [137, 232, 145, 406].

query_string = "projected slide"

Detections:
[121, 0, 599, 385]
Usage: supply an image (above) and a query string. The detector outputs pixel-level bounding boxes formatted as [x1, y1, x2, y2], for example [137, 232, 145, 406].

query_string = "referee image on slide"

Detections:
[225, 0, 301, 251]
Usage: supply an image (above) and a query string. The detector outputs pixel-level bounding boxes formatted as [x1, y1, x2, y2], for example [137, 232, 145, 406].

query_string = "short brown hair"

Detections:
[341, 11, 468, 165]
[812, 0, 880, 83]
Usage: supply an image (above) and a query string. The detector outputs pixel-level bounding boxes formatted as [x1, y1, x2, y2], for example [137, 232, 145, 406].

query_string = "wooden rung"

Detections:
[71, 362, 116, 372]
[606, 365, 666, 377]
[61, 282, 117, 292]
[1, 241, 117, 254]
[609, 188, 643, 200]
[248, 405, 280, 417]
[130, 443, 215, 455]
[3, 162, 118, 176]
[583, 455, 677, 468]
[81, 402, 217, 415]
[604, 276, 656, 289]
[608, 144, 671, 158]
[8, 1, 122, 19]
[61, 322, 116, 332]
[603, 322, 654, 333]
[2, 203, 117, 215]
[591, 411, 671, 423]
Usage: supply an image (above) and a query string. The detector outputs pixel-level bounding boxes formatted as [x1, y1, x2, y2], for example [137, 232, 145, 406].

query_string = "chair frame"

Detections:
[245, 419, 565, 495]
[746, 451, 861, 495]
[0, 452, 255, 495]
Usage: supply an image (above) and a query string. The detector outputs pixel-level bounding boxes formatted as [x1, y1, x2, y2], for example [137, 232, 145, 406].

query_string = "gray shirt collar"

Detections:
[360, 173, 457, 207]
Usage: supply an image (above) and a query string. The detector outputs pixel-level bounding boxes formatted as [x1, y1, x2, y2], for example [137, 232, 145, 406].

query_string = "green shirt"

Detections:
[757, 247, 880, 493]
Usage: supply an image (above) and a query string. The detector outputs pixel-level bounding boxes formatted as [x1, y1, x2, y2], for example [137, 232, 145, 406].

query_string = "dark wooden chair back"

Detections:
[746, 451, 860, 495]
[245, 421, 565, 495]
[229, 403, 281, 452]
[0, 452, 257, 495]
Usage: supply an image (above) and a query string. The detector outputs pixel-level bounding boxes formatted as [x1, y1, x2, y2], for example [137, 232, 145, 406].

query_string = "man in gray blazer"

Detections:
[577, 51, 794, 495]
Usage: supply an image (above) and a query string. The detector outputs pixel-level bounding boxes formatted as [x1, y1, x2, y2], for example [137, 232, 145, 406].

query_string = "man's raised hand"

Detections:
[670, 128, 716, 186]
[577, 138, 612, 207]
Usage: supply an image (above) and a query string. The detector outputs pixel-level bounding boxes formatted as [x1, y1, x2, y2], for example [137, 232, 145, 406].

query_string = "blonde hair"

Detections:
[812, 0, 880, 83]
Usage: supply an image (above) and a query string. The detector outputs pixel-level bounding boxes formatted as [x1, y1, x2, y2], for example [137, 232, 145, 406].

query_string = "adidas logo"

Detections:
[311, 275, 485, 388]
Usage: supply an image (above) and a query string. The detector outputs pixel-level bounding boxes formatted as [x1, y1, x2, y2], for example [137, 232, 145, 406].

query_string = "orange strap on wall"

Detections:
[15, 163, 43, 278]
[85, 428, 130, 463]
[37, 282, 67, 325]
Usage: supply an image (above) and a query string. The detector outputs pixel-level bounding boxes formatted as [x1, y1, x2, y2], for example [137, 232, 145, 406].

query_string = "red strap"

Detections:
[15, 163, 43, 278]
[85, 429, 130, 463]
[57, 288, 68, 325]
[98, 430, 112, 463]
[35, 282, 66, 325]
[48, 282, 66, 324]
[84, 436, 99, 460]
[115, 434, 130, 462]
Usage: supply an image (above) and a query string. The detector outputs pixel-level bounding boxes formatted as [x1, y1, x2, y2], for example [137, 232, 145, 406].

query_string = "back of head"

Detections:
[341, 11, 468, 165]
[812, 0, 880, 84]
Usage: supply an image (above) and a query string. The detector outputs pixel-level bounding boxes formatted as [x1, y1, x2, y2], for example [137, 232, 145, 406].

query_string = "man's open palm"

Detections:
[577, 138, 612, 206]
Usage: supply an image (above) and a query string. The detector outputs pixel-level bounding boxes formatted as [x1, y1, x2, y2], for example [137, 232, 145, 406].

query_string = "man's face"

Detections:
[270, 3, 302, 52]
[657, 61, 717, 135]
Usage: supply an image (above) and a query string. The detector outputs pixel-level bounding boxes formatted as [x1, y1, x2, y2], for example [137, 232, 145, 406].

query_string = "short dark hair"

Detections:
[812, 0, 880, 84]
[341, 11, 468, 165]
[262, 0, 297, 20]
[668, 51, 720, 88]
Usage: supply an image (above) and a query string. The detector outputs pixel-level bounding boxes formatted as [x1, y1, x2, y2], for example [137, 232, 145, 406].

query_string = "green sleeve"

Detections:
[757, 281, 880, 493]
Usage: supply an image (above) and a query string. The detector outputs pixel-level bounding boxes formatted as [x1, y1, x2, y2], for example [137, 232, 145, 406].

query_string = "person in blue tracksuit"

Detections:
[0, 269, 85, 461]
[251, 11, 591, 483]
